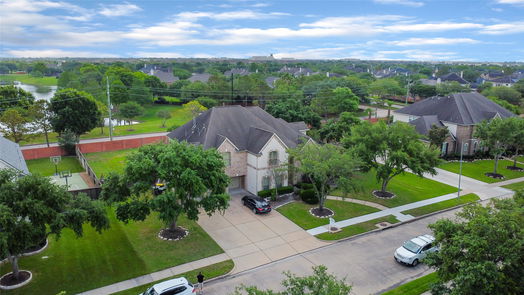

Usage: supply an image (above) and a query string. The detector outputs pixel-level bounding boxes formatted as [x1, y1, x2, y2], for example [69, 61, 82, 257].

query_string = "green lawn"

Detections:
[517, 156, 524, 163]
[401, 193, 479, 217]
[316, 215, 399, 241]
[276, 200, 379, 230]
[85, 148, 137, 177]
[0, 74, 58, 87]
[0, 209, 224, 295]
[110, 260, 234, 295]
[26, 156, 84, 176]
[331, 170, 457, 208]
[503, 181, 524, 191]
[20, 104, 192, 145]
[381, 272, 438, 295]
[439, 160, 524, 183]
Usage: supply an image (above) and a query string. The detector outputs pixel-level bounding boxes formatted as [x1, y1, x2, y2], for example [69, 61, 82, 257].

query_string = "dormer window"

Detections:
[269, 151, 279, 166]
[222, 152, 231, 167]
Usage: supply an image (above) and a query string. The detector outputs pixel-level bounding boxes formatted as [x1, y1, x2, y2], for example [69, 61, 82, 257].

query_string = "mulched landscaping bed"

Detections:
[372, 190, 396, 199]
[506, 166, 524, 171]
[485, 172, 505, 180]
[158, 227, 188, 241]
[0, 271, 31, 287]
[310, 207, 334, 218]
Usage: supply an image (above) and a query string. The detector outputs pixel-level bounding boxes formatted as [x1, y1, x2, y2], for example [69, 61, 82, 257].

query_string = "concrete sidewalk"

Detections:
[77, 253, 229, 295]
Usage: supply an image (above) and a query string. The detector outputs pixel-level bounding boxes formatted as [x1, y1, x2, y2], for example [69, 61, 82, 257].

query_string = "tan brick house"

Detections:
[393, 93, 515, 155]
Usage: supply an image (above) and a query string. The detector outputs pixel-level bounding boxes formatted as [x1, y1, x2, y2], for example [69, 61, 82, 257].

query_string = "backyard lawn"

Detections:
[0, 209, 224, 295]
[503, 181, 524, 191]
[331, 170, 457, 207]
[26, 156, 84, 176]
[20, 104, 192, 145]
[85, 148, 137, 177]
[0, 74, 58, 87]
[401, 193, 479, 217]
[110, 260, 234, 295]
[439, 160, 524, 183]
[316, 215, 399, 241]
[276, 200, 379, 230]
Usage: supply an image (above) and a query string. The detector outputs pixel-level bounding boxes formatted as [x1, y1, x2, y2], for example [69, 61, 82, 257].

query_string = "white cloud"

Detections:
[252, 3, 270, 7]
[5, 49, 118, 58]
[99, 2, 142, 17]
[495, 0, 524, 5]
[132, 51, 185, 58]
[480, 21, 524, 34]
[176, 10, 289, 21]
[389, 37, 480, 46]
[373, 0, 425, 7]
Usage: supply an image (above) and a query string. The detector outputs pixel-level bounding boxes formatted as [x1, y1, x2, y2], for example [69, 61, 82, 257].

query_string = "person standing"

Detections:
[196, 272, 205, 294]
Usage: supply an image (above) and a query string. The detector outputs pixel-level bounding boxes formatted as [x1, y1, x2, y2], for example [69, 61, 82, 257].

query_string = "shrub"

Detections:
[257, 189, 272, 198]
[296, 182, 314, 190]
[167, 124, 180, 132]
[277, 186, 294, 194]
[300, 189, 319, 205]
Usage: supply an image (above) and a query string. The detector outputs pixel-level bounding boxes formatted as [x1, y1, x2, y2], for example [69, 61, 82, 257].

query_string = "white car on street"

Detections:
[140, 277, 194, 295]
[394, 234, 438, 266]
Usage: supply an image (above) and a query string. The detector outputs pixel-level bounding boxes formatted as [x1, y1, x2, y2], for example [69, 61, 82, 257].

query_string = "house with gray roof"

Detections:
[0, 136, 29, 175]
[188, 73, 211, 83]
[393, 92, 515, 155]
[167, 105, 311, 193]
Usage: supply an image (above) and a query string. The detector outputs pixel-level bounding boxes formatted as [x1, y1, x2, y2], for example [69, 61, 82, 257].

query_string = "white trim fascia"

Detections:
[217, 136, 240, 151]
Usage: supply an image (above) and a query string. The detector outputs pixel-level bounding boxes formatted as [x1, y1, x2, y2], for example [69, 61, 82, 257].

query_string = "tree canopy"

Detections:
[318, 112, 360, 143]
[50, 88, 101, 135]
[344, 121, 441, 195]
[0, 85, 35, 112]
[426, 191, 524, 295]
[266, 98, 321, 128]
[474, 118, 515, 174]
[428, 125, 449, 149]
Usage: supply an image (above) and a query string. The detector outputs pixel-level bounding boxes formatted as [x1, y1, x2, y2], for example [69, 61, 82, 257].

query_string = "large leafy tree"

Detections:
[117, 101, 144, 125]
[482, 86, 522, 105]
[428, 125, 449, 149]
[344, 121, 441, 195]
[288, 143, 361, 213]
[100, 141, 230, 236]
[232, 265, 352, 295]
[368, 78, 404, 98]
[507, 118, 524, 168]
[474, 118, 514, 175]
[0, 108, 32, 143]
[28, 100, 53, 147]
[266, 98, 321, 128]
[50, 88, 101, 135]
[425, 191, 524, 295]
[0, 85, 35, 112]
[319, 112, 360, 143]
[0, 169, 109, 282]
[436, 81, 470, 96]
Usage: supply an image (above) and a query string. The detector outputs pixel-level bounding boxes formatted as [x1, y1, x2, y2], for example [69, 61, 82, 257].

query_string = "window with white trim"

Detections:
[262, 176, 270, 190]
[268, 151, 279, 166]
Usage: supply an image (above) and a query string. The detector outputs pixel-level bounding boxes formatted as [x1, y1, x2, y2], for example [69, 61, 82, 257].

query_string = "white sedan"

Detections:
[394, 234, 438, 266]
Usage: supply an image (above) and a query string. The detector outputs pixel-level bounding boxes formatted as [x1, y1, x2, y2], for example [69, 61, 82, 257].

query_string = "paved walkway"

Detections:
[20, 132, 168, 149]
[327, 195, 389, 210]
[78, 253, 229, 295]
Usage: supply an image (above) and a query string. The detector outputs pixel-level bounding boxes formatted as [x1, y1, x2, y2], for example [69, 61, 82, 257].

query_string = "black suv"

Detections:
[241, 195, 272, 214]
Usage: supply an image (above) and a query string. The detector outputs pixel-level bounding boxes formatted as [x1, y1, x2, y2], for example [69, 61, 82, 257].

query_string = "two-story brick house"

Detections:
[393, 93, 515, 155]
[167, 105, 311, 194]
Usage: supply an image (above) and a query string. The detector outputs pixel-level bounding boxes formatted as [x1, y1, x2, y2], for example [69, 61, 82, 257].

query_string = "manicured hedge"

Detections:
[257, 186, 294, 198]
[295, 182, 314, 189]
[277, 186, 294, 194]
[300, 189, 319, 204]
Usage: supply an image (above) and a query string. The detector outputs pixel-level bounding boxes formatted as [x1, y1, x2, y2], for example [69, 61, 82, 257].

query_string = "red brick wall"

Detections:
[22, 136, 168, 160]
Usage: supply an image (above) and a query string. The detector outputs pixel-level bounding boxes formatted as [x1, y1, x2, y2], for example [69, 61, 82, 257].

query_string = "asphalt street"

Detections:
[203, 208, 460, 295]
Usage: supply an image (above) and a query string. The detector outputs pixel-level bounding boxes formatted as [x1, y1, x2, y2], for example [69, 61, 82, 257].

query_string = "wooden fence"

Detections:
[75, 146, 101, 187]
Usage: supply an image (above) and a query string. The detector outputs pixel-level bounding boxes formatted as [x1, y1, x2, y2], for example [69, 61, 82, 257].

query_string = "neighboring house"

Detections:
[167, 105, 311, 194]
[279, 66, 313, 77]
[140, 64, 178, 84]
[224, 68, 250, 76]
[265, 76, 279, 89]
[439, 72, 469, 86]
[419, 78, 438, 86]
[484, 76, 515, 87]
[188, 73, 211, 83]
[0, 136, 29, 175]
[393, 92, 515, 155]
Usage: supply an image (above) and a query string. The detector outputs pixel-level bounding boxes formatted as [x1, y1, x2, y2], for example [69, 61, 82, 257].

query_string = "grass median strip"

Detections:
[503, 181, 524, 191]
[109, 260, 235, 295]
[26, 156, 84, 176]
[401, 193, 479, 217]
[276, 200, 379, 230]
[315, 215, 399, 241]
[381, 272, 438, 295]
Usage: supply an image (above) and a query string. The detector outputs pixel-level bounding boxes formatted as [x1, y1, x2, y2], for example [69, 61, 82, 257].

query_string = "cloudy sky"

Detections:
[1, 0, 523, 61]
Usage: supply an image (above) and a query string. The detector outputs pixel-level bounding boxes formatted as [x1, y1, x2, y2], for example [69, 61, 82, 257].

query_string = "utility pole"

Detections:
[106, 76, 113, 141]
[405, 78, 412, 105]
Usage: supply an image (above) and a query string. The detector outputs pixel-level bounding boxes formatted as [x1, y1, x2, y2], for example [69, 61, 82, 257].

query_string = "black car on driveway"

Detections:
[241, 195, 272, 214]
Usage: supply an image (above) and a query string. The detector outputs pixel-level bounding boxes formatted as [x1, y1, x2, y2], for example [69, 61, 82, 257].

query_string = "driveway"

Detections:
[203, 208, 460, 295]
[197, 192, 329, 273]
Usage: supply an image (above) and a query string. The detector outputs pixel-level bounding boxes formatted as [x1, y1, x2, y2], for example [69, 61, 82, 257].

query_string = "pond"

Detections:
[14, 82, 57, 101]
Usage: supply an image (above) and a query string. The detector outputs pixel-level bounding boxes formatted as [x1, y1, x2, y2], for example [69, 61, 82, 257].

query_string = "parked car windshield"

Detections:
[143, 287, 159, 295]
[403, 240, 422, 254]
[255, 201, 269, 207]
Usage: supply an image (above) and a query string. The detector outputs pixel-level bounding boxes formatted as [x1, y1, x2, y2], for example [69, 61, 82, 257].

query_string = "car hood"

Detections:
[395, 246, 416, 258]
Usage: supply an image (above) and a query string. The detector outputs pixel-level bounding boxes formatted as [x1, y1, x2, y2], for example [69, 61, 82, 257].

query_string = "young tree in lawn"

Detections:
[0, 169, 109, 284]
[28, 100, 53, 147]
[288, 143, 361, 215]
[117, 101, 143, 126]
[50, 88, 101, 136]
[428, 125, 449, 149]
[474, 118, 514, 175]
[183, 100, 207, 118]
[156, 109, 172, 128]
[508, 118, 524, 169]
[344, 121, 441, 197]
[0, 108, 31, 143]
[101, 141, 229, 238]
[232, 265, 352, 295]
[425, 191, 524, 295]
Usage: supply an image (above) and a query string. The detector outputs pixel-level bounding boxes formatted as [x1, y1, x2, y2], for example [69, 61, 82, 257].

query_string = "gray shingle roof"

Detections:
[395, 92, 515, 125]
[188, 73, 211, 83]
[167, 105, 309, 154]
[0, 136, 29, 175]
[440, 73, 469, 84]
[409, 115, 444, 136]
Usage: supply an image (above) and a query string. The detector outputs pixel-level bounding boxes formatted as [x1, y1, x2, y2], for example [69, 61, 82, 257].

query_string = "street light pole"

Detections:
[457, 139, 477, 199]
